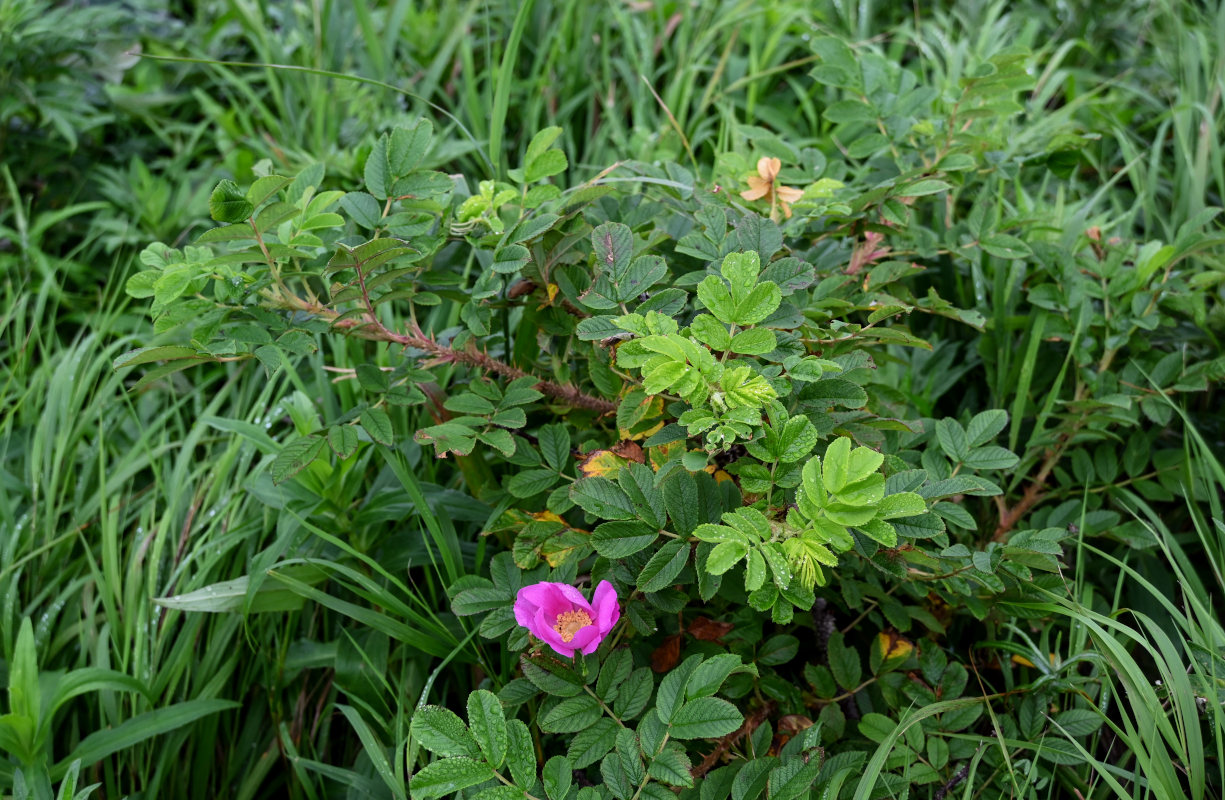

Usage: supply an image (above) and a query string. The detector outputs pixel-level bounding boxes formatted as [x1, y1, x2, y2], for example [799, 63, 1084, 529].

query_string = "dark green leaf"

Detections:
[210, 180, 254, 223]
[637, 539, 689, 593]
[410, 706, 480, 758]
[409, 758, 494, 800]
[272, 437, 326, 484]
[669, 697, 742, 739]
[541, 695, 602, 734]
[361, 408, 394, 446]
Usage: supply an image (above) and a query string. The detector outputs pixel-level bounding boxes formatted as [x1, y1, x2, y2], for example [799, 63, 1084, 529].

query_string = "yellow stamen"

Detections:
[553, 610, 593, 643]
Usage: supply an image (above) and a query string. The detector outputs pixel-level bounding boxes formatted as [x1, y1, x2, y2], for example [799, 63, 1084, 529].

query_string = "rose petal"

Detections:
[554, 583, 594, 613]
[757, 157, 781, 181]
[533, 607, 576, 657]
[518, 582, 578, 623]
[569, 624, 601, 655]
[590, 580, 620, 633]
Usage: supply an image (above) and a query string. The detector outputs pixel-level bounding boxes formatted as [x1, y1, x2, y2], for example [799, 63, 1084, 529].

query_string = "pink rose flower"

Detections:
[513, 580, 620, 658]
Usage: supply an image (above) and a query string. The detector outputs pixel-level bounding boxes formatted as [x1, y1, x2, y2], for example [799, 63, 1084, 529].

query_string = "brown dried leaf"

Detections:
[610, 440, 645, 463]
[651, 634, 682, 673]
[687, 617, 734, 643]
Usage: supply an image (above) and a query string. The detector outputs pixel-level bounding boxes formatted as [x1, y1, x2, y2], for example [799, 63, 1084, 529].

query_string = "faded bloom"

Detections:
[513, 580, 619, 658]
[740, 157, 804, 221]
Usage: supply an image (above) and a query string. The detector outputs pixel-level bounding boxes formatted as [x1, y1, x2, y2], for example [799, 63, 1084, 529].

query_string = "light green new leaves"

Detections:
[509, 126, 569, 184]
[788, 437, 934, 570]
[696, 252, 782, 326]
[693, 508, 793, 592]
[745, 411, 817, 464]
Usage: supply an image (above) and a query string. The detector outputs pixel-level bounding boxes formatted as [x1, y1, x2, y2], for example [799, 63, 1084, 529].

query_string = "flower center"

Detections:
[553, 609, 593, 643]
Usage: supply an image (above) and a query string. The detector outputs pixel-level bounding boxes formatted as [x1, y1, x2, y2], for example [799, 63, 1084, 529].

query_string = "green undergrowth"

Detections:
[0, 1, 1222, 799]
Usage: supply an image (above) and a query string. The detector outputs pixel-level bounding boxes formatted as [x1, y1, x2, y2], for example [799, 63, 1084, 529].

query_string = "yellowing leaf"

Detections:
[648, 440, 686, 471]
[875, 631, 914, 663]
[620, 419, 664, 442]
[578, 450, 628, 478]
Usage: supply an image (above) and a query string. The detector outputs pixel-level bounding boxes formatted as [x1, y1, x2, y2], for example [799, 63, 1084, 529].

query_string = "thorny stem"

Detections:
[275, 291, 616, 414]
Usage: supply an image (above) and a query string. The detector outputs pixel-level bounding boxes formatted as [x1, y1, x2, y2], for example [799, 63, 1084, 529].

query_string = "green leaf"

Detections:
[272, 436, 326, 484]
[568, 719, 619, 768]
[246, 174, 292, 207]
[807, 378, 867, 408]
[669, 697, 742, 739]
[1052, 709, 1105, 738]
[355, 363, 391, 393]
[730, 328, 777, 355]
[757, 635, 799, 666]
[690, 314, 732, 350]
[821, 437, 852, 493]
[541, 695, 603, 734]
[613, 668, 654, 720]
[697, 275, 736, 324]
[705, 541, 748, 574]
[409, 758, 495, 800]
[595, 649, 634, 703]
[445, 393, 496, 415]
[720, 251, 760, 300]
[687, 654, 756, 700]
[364, 136, 391, 199]
[361, 407, 394, 446]
[876, 492, 926, 519]
[326, 424, 359, 459]
[9, 618, 38, 726]
[962, 446, 1020, 471]
[416, 422, 478, 458]
[966, 409, 1008, 446]
[591, 222, 633, 278]
[209, 179, 254, 222]
[543, 756, 574, 800]
[113, 345, 201, 370]
[493, 244, 531, 274]
[827, 632, 861, 692]
[410, 706, 481, 757]
[389, 120, 433, 174]
[637, 539, 689, 593]
[521, 655, 584, 697]
[538, 424, 571, 470]
[466, 690, 508, 769]
[341, 192, 383, 229]
[979, 233, 1031, 259]
[648, 748, 693, 787]
[507, 469, 560, 498]
[733, 283, 782, 326]
[935, 419, 968, 461]
[570, 478, 636, 519]
[591, 521, 659, 558]
[824, 98, 876, 124]
[505, 720, 536, 788]
[896, 179, 951, 197]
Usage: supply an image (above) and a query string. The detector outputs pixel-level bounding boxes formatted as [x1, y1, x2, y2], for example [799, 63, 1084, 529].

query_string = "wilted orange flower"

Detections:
[740, 157, 804, 221]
